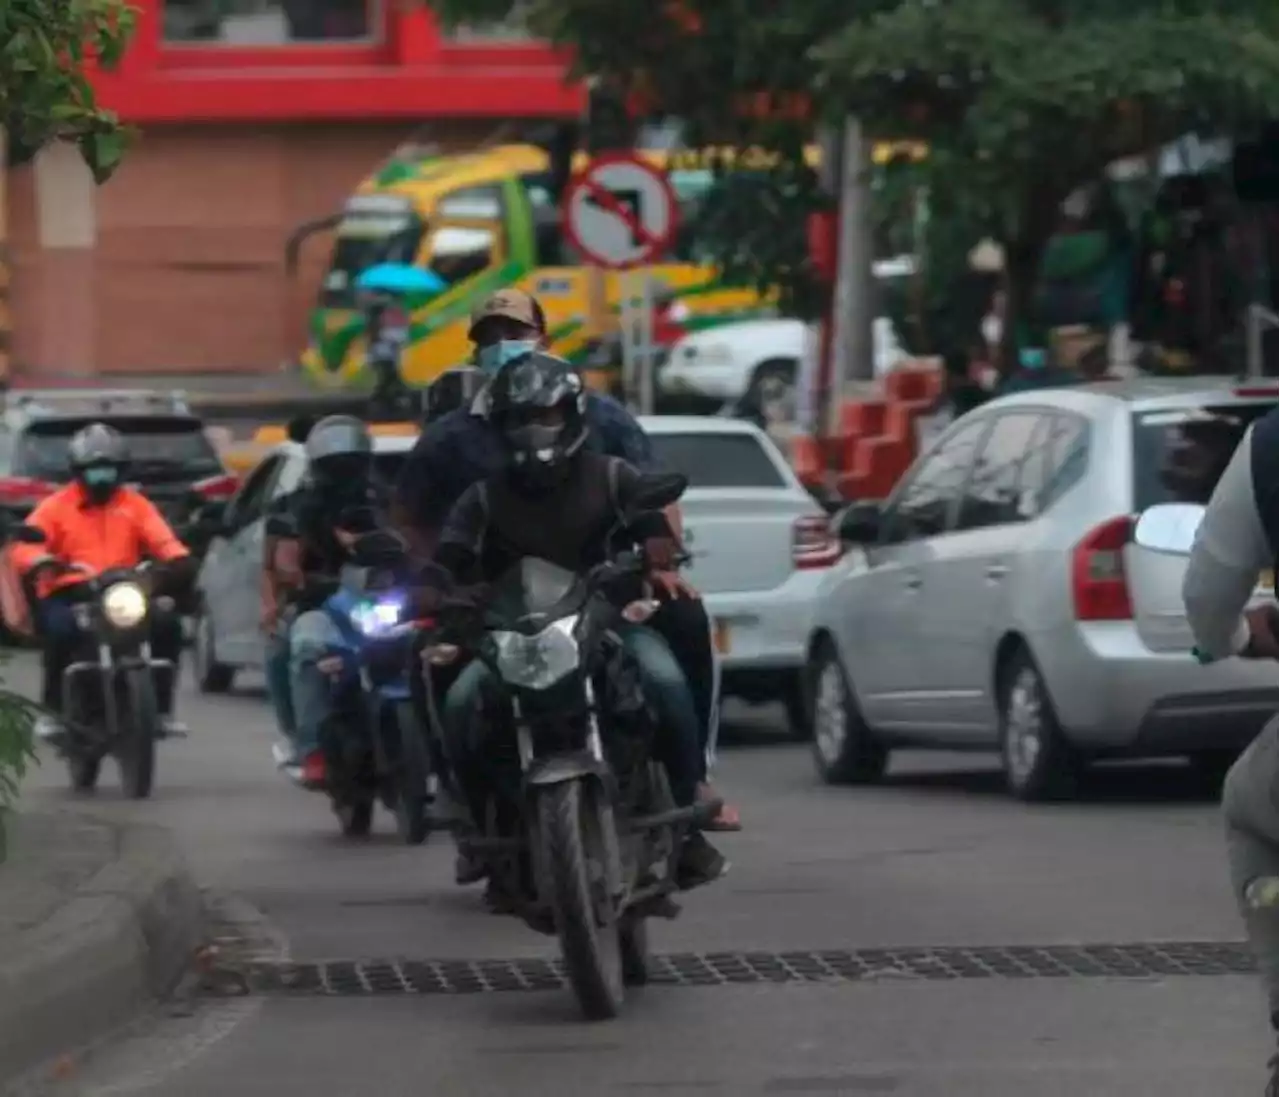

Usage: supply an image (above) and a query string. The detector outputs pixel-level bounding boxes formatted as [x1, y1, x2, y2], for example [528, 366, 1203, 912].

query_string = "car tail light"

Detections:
[193, 473, 239, 500]
[1071, 515, 1133, 621]
[792, 514, 841, 569]
[0, 476, 57, 508]
[1233, 385, 1278, 398]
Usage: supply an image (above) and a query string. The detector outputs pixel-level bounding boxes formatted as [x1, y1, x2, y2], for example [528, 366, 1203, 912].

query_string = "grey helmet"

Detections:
[68, 422, 127, 469]
[304, 414, 372, 491]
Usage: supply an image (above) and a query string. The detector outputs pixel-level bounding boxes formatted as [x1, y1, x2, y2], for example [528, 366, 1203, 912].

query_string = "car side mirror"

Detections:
[836, 502, 881, 545]
[1133, 503, 1204, 558]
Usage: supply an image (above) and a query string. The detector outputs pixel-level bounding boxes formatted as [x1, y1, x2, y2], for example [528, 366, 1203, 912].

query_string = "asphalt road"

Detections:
[8, 653, 1272, 1097]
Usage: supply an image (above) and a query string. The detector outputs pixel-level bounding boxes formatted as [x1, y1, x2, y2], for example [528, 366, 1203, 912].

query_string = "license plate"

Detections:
[713, 619, 731, 654]
[1261, 569, 1275, 593]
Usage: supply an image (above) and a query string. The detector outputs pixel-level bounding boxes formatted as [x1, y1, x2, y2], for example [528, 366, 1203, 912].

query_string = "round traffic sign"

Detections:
[561, 154, 680, 270]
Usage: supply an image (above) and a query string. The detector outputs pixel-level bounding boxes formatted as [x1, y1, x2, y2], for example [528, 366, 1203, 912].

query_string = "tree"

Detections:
[0, 0, 134, 857]
[816, 0, 1278, 368]
[428, 0, 849, 320]
[1, 0, 137, 180]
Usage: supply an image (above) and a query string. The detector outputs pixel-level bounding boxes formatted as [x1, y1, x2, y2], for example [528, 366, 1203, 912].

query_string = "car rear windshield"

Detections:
[17, 417, 223, 482]
[1132, 400, 1276, 510]
[649, 432, 787, 489]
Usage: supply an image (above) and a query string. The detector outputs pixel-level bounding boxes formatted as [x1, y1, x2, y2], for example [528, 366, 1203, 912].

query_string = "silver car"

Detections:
[805, 377, 1277, 800]
[192, 436, 415, 689]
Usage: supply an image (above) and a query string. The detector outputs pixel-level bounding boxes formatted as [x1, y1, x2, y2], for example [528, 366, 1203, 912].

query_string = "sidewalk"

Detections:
[0, 811, 204, 1086]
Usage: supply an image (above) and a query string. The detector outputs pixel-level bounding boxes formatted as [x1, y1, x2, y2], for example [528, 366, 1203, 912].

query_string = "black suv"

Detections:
[0, 389, 238, 535]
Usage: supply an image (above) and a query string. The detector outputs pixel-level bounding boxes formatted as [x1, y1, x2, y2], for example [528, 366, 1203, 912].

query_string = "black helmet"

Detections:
[69, 422, 127, 503]
[424, 367, 486, 425]
[305, 414, 372, 491]
[488, 352, 588, 486]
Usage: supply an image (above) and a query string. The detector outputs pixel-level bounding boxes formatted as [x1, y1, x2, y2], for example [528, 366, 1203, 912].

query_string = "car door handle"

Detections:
[985, 565, 1009, 581]
[903, 574, 923, 590]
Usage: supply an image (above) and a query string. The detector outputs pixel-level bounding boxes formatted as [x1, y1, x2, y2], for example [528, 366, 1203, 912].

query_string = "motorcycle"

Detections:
[423, 471, 719, 1020]
[13, 525, 173, 799]
[266, 517, 440, 842]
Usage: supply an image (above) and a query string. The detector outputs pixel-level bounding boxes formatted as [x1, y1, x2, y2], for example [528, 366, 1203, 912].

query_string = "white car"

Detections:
[194, 421, 836, 740]
[191, 435, 415, 689]
[659, 316, 909, 412]
[640, 416, 839, 737]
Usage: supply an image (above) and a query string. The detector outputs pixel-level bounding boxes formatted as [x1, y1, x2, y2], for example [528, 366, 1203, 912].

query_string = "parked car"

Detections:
[0, 389, 238, 532]
[640, 416, 839, 737]
[192, 435, 413, 691]
[804, 376, 1278, 800]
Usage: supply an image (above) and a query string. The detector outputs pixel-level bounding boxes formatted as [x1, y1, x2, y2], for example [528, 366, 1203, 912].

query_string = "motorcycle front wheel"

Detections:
[391, 701, 432, 845]
[115, 668, 157, 800]
[537, 780, 624, 1021]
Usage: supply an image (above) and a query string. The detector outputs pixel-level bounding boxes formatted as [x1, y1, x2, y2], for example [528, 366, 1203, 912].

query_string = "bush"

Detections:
[0, 657, 39, 862]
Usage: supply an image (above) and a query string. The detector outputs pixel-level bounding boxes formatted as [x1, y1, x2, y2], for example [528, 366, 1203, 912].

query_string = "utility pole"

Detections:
[829, 117, 874, 410]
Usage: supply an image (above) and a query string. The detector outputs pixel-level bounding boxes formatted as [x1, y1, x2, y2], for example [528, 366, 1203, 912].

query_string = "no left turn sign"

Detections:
[561, 154, 680, 270]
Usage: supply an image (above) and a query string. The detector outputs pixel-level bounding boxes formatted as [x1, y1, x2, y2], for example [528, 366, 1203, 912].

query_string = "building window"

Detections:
[440, 1, 535, 41]
[164, 0, 378, 43]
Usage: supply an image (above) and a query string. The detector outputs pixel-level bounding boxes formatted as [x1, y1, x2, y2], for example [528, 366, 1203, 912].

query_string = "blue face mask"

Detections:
[82, 466, 120, 488]
[476, 339, 540, 376]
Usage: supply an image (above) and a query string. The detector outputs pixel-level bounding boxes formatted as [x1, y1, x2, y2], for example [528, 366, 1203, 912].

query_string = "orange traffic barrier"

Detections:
[790, 433, 825, 488]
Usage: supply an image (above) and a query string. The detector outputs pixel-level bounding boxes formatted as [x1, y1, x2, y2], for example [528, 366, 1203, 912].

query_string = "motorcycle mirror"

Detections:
[629, 472, 688, 513]
[1133, 503, 1204, 558]
[9, 524, 46, 544]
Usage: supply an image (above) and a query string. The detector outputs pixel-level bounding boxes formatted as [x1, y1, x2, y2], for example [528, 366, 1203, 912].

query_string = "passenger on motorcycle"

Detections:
[262, 414, 389, 786]
[392, 289, 740, 855]
[427, 352, 727, 890]
[13, 423, 193, 745]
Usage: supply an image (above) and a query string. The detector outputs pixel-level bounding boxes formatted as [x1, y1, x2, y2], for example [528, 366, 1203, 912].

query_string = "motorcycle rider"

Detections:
[426, 351, 726, 890]
[392, 289, 740, 860]
[1180, 406, 1278, 1096]
[14, 423, 193, 744]
[262, 415, 388, 786]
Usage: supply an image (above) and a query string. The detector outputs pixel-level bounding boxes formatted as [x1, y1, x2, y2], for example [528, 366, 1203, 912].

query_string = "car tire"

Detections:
[997, 648, 1079, 802]
[193, 603, 235, 694]
[809, 640, 888, 785]
[782, 677, 812, 742]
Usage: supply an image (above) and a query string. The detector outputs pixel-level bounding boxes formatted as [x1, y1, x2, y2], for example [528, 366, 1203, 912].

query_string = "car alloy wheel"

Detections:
[998, 652, 1077, 801]
[813, 662, 848, 768]
[809, 644, 888, 785]
[1003, 668, 1045, 785]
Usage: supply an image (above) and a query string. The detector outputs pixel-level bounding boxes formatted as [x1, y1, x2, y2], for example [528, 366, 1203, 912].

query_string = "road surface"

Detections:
[8, 654, 1269, 1097]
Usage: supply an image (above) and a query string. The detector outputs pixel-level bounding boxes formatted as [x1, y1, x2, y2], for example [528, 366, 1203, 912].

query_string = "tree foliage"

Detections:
[0, 0, 137, 181]
[430, 0, 1276, 352]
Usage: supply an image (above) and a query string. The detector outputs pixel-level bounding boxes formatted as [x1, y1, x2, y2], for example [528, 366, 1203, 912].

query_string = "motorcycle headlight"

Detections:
[492, 616, 580, 691]
[350, 596, 403, 637]
[102, 581, 148, 629]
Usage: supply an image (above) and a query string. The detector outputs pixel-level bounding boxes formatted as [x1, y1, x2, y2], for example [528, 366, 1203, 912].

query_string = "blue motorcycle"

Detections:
[307, 539, 439, 843]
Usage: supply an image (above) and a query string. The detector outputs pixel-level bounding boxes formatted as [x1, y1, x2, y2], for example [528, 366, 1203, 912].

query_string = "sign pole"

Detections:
[639, 270, 656, 415]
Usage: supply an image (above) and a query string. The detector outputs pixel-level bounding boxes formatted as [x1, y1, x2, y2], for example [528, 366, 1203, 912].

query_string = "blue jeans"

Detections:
[265, 627, 296, 739]
[287, 609, 355, 756]
[441, 623, 703, 809]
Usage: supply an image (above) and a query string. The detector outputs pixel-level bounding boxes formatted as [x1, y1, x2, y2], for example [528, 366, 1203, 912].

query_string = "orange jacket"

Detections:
[11, 483, 190, 598]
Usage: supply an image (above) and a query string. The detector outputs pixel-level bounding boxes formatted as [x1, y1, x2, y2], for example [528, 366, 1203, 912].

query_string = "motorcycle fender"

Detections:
[524, 752, 608, 788]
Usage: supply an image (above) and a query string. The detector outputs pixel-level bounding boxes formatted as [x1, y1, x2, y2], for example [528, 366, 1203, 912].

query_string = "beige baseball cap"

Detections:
[467, 288, 543, 339]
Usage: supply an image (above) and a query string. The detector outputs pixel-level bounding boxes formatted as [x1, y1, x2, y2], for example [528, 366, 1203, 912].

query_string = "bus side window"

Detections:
[520, 173, 567, 267]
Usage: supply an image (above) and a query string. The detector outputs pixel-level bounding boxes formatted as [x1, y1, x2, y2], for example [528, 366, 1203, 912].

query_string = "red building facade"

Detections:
[10, 0, 581, 377]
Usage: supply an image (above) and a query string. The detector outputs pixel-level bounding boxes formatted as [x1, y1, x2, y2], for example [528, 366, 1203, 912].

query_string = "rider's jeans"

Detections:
[288, 609, 352, 756]
[441, 622, 703, 809]
[264, 622, 296, 740]
[1222, 715, 1279, 1027]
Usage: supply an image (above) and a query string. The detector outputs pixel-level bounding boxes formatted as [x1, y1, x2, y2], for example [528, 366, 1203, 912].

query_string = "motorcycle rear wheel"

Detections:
[335, 797, 374, 838]
[537, 780, 624, 1021]
[116, 668, 157, 800]
[67, 752, 102, 791]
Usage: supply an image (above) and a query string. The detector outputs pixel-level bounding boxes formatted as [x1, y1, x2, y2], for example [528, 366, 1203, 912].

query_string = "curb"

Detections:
[0, 817, 205, 1085]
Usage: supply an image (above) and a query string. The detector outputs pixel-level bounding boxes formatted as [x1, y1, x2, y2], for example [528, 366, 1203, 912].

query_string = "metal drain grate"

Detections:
[197, 941, 1255, 998]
